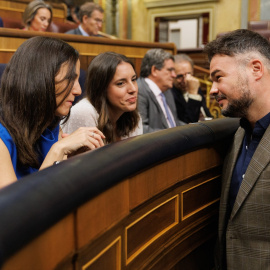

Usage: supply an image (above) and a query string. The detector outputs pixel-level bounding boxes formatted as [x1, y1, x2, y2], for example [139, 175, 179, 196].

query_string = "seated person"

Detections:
[137, 48, 185, 134]
[0, 63, 85, 103]
[65, 2, 104, 37]
[0, 36, 105, 188]
[61, 52, 142, 143]
[63, 0, 80, 23]
[171, 54, 212, 123]
[22, 0, 52, 32]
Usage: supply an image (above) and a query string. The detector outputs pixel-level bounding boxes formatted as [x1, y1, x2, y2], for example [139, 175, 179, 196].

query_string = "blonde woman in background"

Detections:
[22, 0, 52, 32]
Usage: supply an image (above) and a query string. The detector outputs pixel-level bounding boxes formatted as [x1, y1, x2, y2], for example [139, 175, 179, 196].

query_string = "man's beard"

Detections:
[217, 77, 253, 118]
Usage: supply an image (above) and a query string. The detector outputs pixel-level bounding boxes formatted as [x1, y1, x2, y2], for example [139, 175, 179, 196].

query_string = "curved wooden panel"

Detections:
[0, 118, 240, 269]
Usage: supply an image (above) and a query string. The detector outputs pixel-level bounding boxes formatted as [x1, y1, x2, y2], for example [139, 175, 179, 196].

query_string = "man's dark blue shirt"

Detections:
[229, 112, 270, 210]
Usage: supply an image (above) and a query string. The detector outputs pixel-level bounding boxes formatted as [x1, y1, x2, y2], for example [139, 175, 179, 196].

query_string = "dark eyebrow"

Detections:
[116, 78, 127, 82]
[210, 69, 221, 80]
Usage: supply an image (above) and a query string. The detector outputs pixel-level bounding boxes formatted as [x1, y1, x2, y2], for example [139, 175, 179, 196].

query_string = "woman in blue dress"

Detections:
[0, 36, 105, 188]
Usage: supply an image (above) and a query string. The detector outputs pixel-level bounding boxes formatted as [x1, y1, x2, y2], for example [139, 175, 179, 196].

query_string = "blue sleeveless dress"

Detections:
[0, 123, 59, 179]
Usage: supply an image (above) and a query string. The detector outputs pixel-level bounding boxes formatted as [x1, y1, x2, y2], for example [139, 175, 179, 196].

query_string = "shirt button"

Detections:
[242, 174, 245, 178]
[246, 145, 248, 150]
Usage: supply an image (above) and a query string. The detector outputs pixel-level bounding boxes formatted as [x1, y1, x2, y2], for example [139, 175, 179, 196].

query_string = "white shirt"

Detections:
[183, 92, 202, 102]
[144, 78, 176, 128]
[79, 25, 89, 36]
[183, 92, 206, 117]
[61, 98, 143, 139]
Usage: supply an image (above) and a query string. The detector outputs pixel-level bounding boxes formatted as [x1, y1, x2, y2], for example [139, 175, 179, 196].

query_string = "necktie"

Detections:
[160, 93, 176, 128]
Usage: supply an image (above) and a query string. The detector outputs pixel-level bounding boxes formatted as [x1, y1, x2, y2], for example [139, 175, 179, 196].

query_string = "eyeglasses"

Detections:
[166, 67, 175, 73]
[176, 72, 192, 79]
[93, 18, 103, 24]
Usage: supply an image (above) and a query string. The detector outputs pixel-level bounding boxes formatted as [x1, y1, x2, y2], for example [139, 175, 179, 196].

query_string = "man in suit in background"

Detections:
[171, 54, 212, 123]
[65, 2, 104, 37]
[205, 29, 270, 270]
[137, 48, 185, 133]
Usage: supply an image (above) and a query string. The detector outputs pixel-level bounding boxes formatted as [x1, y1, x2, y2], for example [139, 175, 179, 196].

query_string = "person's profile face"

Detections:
[106, 62, 138, 119]
[84, 10, 104, 36]
[210, 54, 252, 118]
[29, 8, 51, 32]
[55, 60, 82, 117]
[173, 61, 193, 93]
[155, 59, 176, 92]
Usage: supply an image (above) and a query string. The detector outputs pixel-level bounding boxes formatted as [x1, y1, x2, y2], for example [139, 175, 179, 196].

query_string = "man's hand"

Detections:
[186, 74, 200, 95]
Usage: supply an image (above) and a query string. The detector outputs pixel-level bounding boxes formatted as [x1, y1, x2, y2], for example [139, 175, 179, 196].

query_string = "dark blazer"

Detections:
[137, 77, 185, 133]
[171, 86, 212, 123]
[65, 27, 83, 35]
[216, 124, 270, 269]
[65, 26, 103, 37]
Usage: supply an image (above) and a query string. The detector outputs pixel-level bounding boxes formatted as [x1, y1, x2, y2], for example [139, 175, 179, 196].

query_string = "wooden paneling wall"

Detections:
[2, 148, 221, 270]
[0, 118, 240, 270]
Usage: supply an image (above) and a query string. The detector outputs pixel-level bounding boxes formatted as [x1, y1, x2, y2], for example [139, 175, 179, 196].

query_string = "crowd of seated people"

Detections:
[0, 37, 143, 189]
[0, 0, 75, 33]
[0, 37, 211, 188]
[0, 1, 212, 189]
[0, 0, 116, 38]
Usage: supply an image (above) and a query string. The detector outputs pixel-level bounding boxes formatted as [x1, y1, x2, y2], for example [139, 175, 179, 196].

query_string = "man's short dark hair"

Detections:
[78, 2, 104, 22]
[140, 48, 174, 78]
[204, 29, 270, 62]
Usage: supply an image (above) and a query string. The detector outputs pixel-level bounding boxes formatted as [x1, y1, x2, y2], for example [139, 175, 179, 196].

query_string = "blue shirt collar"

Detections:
[79, 25, 89, 37]
[240, 112, 270, 137]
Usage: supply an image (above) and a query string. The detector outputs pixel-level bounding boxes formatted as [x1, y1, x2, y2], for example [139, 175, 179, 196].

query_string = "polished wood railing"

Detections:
[0, 118, 239, 270]
[0, 28, 176, 76]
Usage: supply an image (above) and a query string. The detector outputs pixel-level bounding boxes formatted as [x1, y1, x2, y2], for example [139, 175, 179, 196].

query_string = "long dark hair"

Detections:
[85, 52, 140, 143]
[0, 36, 79, 168]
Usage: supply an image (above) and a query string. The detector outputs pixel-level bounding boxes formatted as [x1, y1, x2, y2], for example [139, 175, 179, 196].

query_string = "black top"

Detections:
[171, 86, 212, 123]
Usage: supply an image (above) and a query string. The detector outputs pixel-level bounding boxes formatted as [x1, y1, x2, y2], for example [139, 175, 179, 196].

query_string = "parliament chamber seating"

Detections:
[0, 1, 114, 36]
[0, 0, 79, 34]
[0, 5, 239, 268]
[0, 24, 178, 115]
[1, 17, 78, 34]
[0, 28, 177, 74]
[0, 118, 239, 270]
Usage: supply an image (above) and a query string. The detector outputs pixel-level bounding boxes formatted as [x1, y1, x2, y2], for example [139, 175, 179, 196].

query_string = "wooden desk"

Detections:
[0, 118, 239, 270]
[0, 28, 176, 74]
